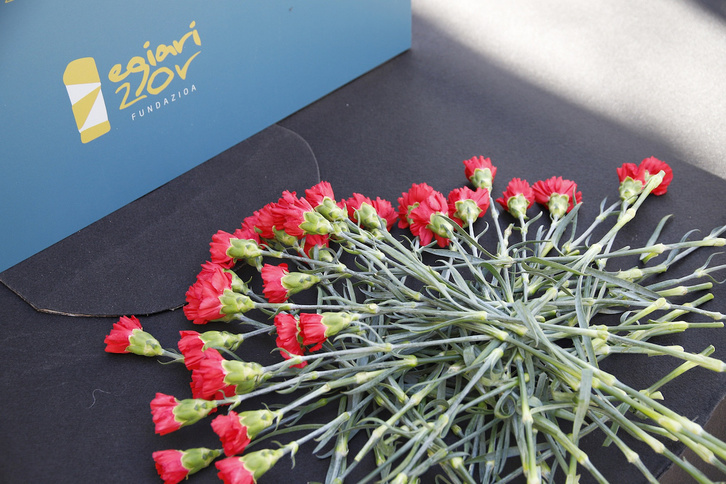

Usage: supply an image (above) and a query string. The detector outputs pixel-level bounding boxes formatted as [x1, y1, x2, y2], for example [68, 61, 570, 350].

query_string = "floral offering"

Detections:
[106, 155, 726, 483]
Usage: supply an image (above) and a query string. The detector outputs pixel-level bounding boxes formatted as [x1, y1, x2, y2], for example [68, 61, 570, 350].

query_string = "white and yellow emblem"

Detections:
[63, 57, 111, 143]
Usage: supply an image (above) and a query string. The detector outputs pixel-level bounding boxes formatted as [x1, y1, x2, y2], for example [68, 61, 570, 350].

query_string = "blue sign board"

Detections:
[0, 0, 411, 272]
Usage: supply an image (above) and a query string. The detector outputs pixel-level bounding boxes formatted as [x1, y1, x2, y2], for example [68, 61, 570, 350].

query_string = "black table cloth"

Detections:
[2, 2, 726, 483]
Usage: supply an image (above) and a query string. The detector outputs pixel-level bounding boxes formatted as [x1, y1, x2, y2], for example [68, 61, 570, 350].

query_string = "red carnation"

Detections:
[179, 330, 245, 371]
[104, 315, 163, 357]
[298, 313, 326, 351]
[261, 263, 290, 303]
[261, 263, 320, 303]
[301, 233, 330, 258]
[409, 191, 452, 247]
[639, 156, 673, 195]
[617, 157, 673, 200]
[150, 393, 184, 435]
[211, 410, 279, 456]
[178, 331, 207, 371]
[239, 215, 262, 243]
[274, 313, 306, 368]
[463, 156, 497, 190]
[372, 197, 398, 230]
[305, 181, 348, 222]
[342, 193, 396, 231]
[273, 190, 333, 237]
[616, 163, 641, 184]
[299, 312, 354, 352]
[216, 450, 283, 484]
[496, 178, 535, 219]
[184, 263, 233, 324]
[209, 229, 244, 268]
[397, 183, 436, 229]
[272, 190, 314, 238]
[190, 349, 237, 400]
[252, 203, 278, 241]
[152, 449, 188, 484]
[209, 226, 262, 269]
[343, 193, 373, 222]
[211, 412, 253, 457]
[184, 263, 254, 325]
[150, 393, 217, 435]
[153, 448, 221, 484]
[104, 315, 142, 353]
[305, 181, 336, 207]
[191, 353, 266, 399]
[532, 176, 582, 218]
[447, 187, 490, 227]
[216, 456, 255, 484]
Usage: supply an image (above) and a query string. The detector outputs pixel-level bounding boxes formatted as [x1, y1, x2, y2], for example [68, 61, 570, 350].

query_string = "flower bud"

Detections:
[507, 194, 530, 219]
[470, 167, 494, 191]
[546, 193, 570, 219]
[198, 331, 246, 352]
[181, 447, 222, 473]
[356, 202, 385, 230]
[391, 473, 410, 484]
[174, 398, 218, 424]
[221, 360, 268, 394]
[244, 448, 285, 480]
[315, 198, 348, 222]
[427, 213, 455, 239]
[299, 210, 334, 235]
[453, 199, 482, 227]
[226, 238, 263, 269]
[320, 311, 357, 336]
[618, 176, 643, 201]
[218, 289, 255, 315]
[239, 409, 281, 439]
[225, 269, 249, 294]
[127, 329, 164, 357]
[272, 227, 298, 247]
[281, 272, 321, 296]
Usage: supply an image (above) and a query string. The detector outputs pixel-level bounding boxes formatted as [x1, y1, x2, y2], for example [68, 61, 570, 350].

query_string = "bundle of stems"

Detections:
[111, 169, 726, 484]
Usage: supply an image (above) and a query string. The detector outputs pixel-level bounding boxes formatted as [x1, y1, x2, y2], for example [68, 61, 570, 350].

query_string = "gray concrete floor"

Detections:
[416, 0, 726, 179]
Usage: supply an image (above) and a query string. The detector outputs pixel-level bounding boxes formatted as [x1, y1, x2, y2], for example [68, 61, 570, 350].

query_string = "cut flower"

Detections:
[495, 177, 534, 218]
[150, 393, 217, 435]
[261, 263, 320, 303]
[211, 409, 281, 456]
[153, 448, 221, 484]
[617, 157, 673, 199]
[216, 449, 285, 484]
[274, 313, 306, 368]
[462, 155, 497, 190]
[532, 176, 582, 218]
[447, 186, 490, 227]
[409, 190, 452, 247]
[184, 262, 254, 325]
[104, 315, 163, 357]
[397, 182, 435, 229]
[107, 155, 726, 484]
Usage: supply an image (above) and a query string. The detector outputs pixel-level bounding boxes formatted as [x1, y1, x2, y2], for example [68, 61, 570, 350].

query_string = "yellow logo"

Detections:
[63, 57, 111, 144]
[108, 21, 201, 111]
[63, 22, 201, 142]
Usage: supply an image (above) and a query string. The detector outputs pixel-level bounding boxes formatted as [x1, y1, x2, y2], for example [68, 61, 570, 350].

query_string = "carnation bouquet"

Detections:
[105, 155, 726, 483]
